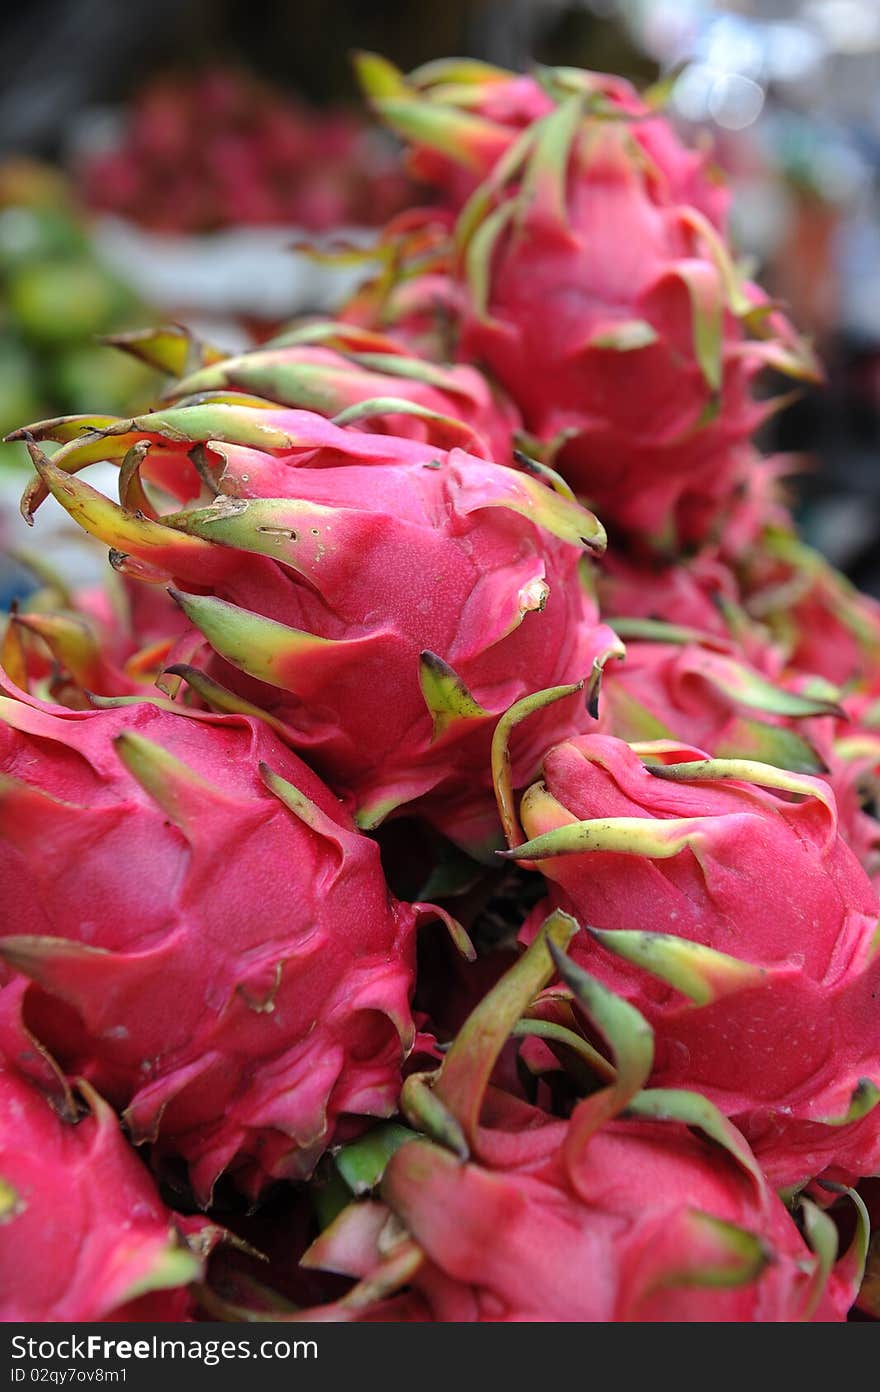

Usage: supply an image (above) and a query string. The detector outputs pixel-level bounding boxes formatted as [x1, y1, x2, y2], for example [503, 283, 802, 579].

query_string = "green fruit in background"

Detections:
[0, 158, 71, 212]
[0, 338, 45, 437]
[7, 259, 135, 346]
[0, 338, 47, 471]
[0, 206, 87, 275]
[53, 343, 158, 415]
[0, 439, 39, 472]
[0, 159, 158, 461]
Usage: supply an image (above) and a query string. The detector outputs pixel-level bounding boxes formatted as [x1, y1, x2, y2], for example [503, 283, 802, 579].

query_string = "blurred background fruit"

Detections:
[77, 67, 414, 235]
[1, 0, 880, 579]
[0, 160, 159, 474]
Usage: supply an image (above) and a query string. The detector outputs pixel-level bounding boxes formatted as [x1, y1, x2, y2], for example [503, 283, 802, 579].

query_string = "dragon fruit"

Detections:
[592, 443, 880, 692]
[602, 626, 840, 776]
[812, 682, 880, 888]
[3, 563, 189, 706]
[737, 529, 880, 690]
[356, 54, 730, 225]
[514, 596, 880, 906]
[494, 720, 880, 1189]
[354, 54, 556, 212]
[338, 208, 463, 362]
[597, 547, 762, 645]
[13, 405, 617, 853]
[0, 672, 438, 1201]
[826, 730, 880, 887]
[81, 68, 413, 235]
[110, 318, 519, 465]
[290, 917, 867, 1322]
[354, 59, 819, 551]
[0, 1058, 201, 1320]
[597, 519, 880, 720]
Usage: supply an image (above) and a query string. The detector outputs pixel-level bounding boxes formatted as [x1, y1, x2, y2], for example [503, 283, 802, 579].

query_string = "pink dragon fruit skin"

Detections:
[372, 1119, 839, 1322]
[18, 407, 616, 852]
[360, 59, 557, 211]
[453, 131, 810, 551]
[338, 209, 464, 362]
[109, 318, 520, 466]
[598, 548, 754, 643]
[4, 570, 190, 706]
[0, 673, 424, 1202]
[506, 736, 880, 1189]
[602, 631, 880, 890]
[0, 1061, 201, 1321]
[357, 55, 729, 228]
[356, 61, 817, 551]
[160, 330, 519, 467]
[817, 669, 880, 889]
[595, 523, 880, 886]
[296, 919, 863, 1323]
[737, 530, 880, 690]
[826, 738, 880, 887]
[595, 465, 880, 693]
[602, 631, 842, 776]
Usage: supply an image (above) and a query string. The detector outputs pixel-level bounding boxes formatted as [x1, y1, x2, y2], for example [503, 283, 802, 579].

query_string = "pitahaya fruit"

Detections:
[3, 562, 189, 706]
[353, 58, 819, 551]
[82, 67, 397, 234]
[110, 319, 519, 465]
[354, 53, 556, 212]
[288, 917, 867, 1322]
[0, 672, 439, 1202]
[338, 208, 463, 362]
[813, 683, 880, 889]
[596, 547, 766, 651]
[0, 1059, 201, 1320]
[494, 719, 880, 1189]
[602, 625, 840, 776]
[596, 493, 880, 697]
[355, 54, 729, 225]
[14, 405, 617, 854]
[737, 528, 880, 690]
[825, 728, 880, 888]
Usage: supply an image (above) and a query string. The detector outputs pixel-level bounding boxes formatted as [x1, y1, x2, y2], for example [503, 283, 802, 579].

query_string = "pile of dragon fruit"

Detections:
[2, 54, 880, 1324]
[79, 67, 412, 234]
